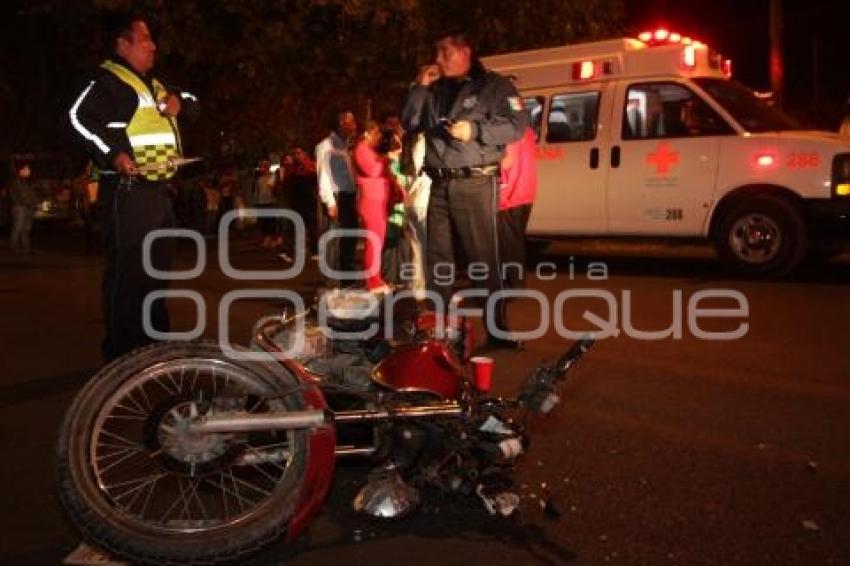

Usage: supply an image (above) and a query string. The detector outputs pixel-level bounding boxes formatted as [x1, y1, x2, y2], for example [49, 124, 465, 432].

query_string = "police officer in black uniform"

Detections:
[402, 30, 527, 349]
[69, 13, 197, 361]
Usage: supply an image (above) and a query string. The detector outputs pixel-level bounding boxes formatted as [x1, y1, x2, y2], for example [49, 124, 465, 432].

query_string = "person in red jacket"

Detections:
[498, 126, 538, 289]
[354, 121, 401, 293]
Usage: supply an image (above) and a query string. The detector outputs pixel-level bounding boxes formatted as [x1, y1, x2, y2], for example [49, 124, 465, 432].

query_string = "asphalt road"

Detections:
[1, 226, 848, 566]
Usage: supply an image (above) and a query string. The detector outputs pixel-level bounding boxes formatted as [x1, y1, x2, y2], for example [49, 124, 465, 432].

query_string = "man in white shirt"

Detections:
[315, 110, 358, 284]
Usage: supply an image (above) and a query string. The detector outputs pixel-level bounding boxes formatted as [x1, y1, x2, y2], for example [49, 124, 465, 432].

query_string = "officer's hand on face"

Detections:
[113, 153, 138, 176]
[327, 204, 338, 220]
[416, 64, 441, 87]
[159, 94, 182, 117]
[448, 120, 474, 142]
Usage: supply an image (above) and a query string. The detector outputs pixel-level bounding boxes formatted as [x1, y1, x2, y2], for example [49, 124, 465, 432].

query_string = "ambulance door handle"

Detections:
[589, 148, 599, 169]
[611, 146, 621, 168]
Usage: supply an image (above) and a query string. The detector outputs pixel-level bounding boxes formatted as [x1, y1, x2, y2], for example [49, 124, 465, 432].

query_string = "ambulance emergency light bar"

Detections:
[637, 28, 700, 47]
[632, 28, 732, 77]
[482, 35, 730, 92]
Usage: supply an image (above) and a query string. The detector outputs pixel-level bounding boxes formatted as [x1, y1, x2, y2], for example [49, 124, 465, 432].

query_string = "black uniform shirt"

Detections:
[401, 59, 527, 170]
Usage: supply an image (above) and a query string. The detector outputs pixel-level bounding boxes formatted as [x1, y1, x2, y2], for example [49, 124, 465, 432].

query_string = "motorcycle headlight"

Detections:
[832, 153, 850, 197]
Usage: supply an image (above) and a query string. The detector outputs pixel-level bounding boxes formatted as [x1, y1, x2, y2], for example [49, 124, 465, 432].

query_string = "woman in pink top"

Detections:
[498, 127, 538, 289]
[354, 122, 395, 292]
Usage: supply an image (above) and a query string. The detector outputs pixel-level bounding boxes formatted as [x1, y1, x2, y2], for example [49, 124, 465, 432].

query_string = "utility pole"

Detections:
[769, 0, 784, 107]
[811, 36, 819, 105]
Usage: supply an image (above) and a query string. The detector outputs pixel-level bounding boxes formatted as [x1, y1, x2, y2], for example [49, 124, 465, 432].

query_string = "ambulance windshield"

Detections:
[693, 78, 799, 133]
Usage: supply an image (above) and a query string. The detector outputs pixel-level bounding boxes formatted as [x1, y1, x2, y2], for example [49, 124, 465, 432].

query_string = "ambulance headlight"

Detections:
[833, 154, 850, 197]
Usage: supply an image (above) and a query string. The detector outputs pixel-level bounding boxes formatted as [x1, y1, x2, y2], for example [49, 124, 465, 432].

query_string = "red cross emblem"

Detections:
[646, 142, 680, 175]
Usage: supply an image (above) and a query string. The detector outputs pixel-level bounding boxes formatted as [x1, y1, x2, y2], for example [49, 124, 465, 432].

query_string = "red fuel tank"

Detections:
[371, 341, 465, 400]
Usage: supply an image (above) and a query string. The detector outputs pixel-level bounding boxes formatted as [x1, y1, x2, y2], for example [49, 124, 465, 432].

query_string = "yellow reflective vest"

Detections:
[101, 60, 182, 181]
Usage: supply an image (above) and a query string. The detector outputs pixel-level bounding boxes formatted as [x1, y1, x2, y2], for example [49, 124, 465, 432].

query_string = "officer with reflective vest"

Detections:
[69, 12, 198, 361]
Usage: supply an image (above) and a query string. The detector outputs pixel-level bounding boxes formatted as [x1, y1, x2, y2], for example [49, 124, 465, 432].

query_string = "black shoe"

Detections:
[486, 336, 525, 351]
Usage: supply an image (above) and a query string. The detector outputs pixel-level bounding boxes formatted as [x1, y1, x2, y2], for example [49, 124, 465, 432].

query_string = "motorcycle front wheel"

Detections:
[56, 341, 314, 565]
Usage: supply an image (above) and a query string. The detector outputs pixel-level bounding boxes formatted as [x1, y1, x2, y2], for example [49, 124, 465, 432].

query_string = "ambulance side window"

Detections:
[622, 82, 732, 140]
[546, 92, 600, 143]
[523, 96, 545, 142]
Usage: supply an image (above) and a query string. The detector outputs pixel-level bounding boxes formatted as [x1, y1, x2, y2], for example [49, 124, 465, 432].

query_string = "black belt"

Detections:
[423, 164, 500, 179]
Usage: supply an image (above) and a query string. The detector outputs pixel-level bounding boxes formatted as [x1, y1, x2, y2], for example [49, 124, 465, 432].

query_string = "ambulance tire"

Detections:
[715, 196, 807, 278]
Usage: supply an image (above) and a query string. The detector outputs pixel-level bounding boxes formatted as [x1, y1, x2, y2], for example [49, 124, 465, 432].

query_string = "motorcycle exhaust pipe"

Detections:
[189, 402, 463, 434]
[235, 444, 376, 465]
[189, 409, 329, 433]
[333, 402, 464, 423]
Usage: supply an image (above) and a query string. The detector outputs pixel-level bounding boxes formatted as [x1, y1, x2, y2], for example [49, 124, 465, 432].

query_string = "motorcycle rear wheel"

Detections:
[56, 341, 313, 565]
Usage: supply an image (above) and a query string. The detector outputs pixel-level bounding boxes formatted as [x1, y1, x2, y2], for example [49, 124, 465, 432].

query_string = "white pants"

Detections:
[404, 174, 431, 297]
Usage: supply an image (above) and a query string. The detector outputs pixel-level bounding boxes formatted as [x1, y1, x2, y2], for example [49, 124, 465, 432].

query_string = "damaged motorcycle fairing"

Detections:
[258, 308, 530, 518]
[278, 361, 337, 542]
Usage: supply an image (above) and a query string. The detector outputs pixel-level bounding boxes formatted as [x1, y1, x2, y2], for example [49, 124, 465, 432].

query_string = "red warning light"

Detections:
[638, 29, 703, 49]
[756, 155, 775, 167]
[752, 151, 779, 170]
[682, 46, 697, 69]
[573, 60, 595, 80]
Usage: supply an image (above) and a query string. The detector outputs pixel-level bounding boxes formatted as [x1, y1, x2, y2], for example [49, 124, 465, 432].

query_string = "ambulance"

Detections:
[482, 30, 850, 276]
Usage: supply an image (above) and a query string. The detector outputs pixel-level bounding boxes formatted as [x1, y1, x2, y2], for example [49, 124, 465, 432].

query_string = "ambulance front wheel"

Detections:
[715, 196, 807, 277]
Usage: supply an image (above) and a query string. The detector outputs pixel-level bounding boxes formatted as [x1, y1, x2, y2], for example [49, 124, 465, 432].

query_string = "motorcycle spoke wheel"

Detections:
[56, 341, 328, 566]
[90, 358, 296, 532]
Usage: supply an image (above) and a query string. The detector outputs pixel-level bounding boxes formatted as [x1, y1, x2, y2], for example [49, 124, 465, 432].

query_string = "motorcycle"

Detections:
[56, 294, 594, 565]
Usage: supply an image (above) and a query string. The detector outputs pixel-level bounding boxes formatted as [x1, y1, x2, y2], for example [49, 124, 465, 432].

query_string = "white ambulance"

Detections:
[482, 30, 850, 276]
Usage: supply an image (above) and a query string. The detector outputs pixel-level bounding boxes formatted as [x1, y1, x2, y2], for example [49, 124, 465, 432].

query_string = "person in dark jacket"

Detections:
[9, 162, 38, 254]
[68, 12, 197, 361]
[402, 30, 527, 349]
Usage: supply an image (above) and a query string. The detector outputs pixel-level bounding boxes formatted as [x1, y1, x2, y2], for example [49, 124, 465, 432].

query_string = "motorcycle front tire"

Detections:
[56, 341, 318, 565]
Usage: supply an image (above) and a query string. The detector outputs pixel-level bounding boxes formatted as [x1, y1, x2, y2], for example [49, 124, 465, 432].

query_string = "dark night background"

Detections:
[1, 0, 848, 166]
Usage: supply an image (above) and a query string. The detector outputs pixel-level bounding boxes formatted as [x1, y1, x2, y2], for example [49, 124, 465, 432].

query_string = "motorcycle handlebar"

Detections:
[554, 334, 595, 374]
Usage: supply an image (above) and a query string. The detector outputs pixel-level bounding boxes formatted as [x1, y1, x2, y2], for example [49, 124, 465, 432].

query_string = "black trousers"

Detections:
[292, 193, 319, 254]
[99, 176, 176, 362]
[498, 204, 532, 289]
[427, 175, 508, 334]
[324, 192, 358, 286]
[257, 203, 279, 237]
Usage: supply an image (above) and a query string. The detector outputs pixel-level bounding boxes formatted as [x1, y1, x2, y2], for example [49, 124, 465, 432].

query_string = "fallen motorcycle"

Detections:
[56, 295, 593, 565]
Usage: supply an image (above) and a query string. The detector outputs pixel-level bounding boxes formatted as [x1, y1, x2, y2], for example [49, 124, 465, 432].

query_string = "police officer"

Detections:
[402, 30, 527, 349]
[69, 12, 197, 361]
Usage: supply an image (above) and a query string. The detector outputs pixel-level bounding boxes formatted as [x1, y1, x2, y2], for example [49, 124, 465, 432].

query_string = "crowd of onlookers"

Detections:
[158, 110, 430, 294]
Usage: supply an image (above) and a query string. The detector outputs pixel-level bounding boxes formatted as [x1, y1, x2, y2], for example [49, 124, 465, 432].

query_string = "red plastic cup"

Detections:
[471, 356, 494, 393]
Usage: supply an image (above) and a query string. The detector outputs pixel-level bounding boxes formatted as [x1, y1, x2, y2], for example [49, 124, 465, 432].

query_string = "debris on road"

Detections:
[802, 519, 820, 532]
[476, 485, 521, 517]
[64, 542, 127, 565]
